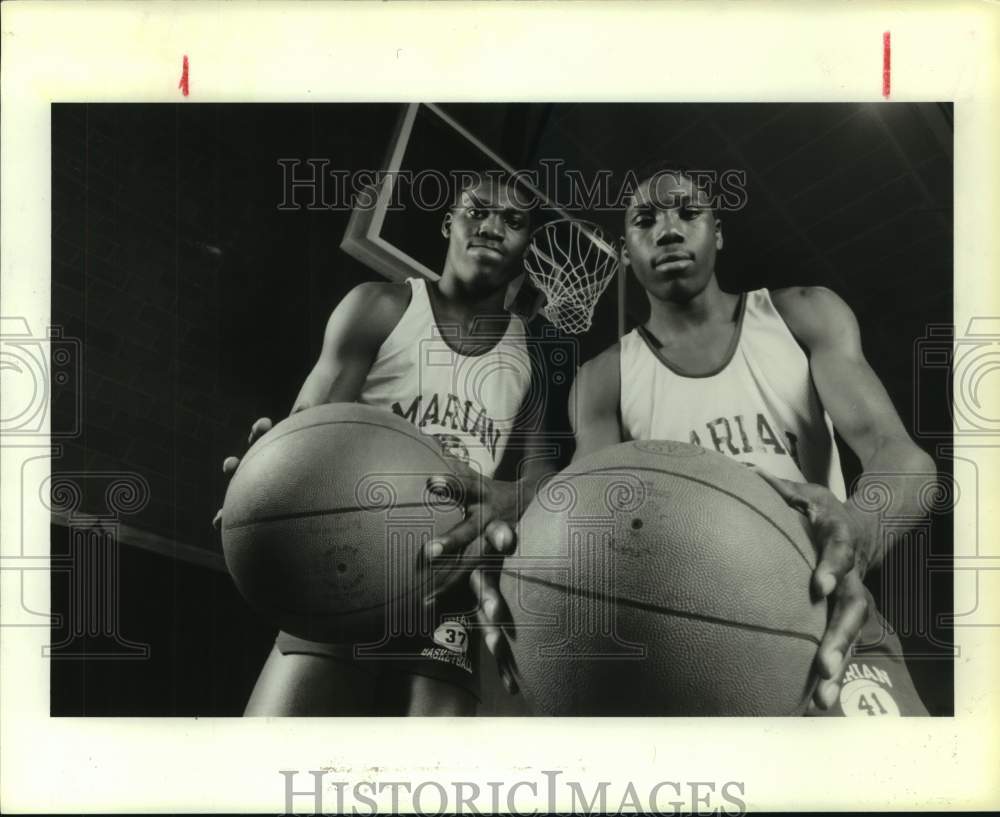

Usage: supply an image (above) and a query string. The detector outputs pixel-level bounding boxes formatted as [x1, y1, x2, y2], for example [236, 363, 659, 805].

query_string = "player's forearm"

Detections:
[486, 460, 560, 527]
[290, 361, 366, 414]
[847, 436, 937, 572]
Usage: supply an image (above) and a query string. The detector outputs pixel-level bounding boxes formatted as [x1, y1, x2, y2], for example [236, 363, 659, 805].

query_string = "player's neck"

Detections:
[644, 279, 737, 338]
[428, 278, 510, 338]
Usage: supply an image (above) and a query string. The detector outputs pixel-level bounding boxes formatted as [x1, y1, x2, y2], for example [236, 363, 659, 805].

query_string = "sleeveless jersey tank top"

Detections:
[359, 277, 531, 479]
[616, 291, 929, 715]
[619, 288, 846, 500]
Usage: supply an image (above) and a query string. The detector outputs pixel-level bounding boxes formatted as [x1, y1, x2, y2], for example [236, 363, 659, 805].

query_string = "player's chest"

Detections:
[654, 329, 736, 375]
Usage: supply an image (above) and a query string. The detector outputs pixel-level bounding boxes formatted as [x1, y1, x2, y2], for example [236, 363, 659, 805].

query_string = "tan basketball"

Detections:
[222, 403, 464, 643]
[500, 440, 826, 715]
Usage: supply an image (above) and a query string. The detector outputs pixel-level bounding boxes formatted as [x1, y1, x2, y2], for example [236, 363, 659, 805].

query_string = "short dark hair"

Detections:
[632, 159, 702, 188]
[452, 170, 540, 214]
[622, 159, 717, 212]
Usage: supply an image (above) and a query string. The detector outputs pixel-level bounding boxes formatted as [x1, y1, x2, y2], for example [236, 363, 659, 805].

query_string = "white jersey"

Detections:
[619, 288, 846, 499]
[359, 277, 531, 479]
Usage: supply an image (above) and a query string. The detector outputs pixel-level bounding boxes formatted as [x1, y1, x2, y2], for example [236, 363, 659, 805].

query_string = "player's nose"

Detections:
[476, 215, 505, 240]
[653, 223, 683, 245]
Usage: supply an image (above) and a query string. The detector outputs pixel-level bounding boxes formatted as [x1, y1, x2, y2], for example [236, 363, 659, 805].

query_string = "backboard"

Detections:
[339, 103, 625, 336]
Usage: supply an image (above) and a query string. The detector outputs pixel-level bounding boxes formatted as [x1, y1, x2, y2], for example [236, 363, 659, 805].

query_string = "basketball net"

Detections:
[523, 218, 620, 335]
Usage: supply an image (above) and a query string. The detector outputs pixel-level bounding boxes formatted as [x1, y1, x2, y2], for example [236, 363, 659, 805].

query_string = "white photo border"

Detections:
[1, 1, 998, 813]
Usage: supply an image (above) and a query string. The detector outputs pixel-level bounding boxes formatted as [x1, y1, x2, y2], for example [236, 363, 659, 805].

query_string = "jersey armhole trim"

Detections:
[766, 288, 814, 359]
[613, 342, 627, 440]
[370, 279, 416, 358]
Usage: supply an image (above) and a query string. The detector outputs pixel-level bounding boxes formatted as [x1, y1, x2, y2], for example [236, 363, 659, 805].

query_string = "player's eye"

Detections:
[503, 213, 527, 230]
[466, 207, 487, 220]
[681, 207, 702, 220]
[631, 214, 654, 227]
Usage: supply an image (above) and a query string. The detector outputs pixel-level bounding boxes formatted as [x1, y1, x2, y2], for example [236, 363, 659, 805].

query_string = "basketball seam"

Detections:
[229, 547, 435, 617]
[575, 465, 816, 569]
[226, 414, 454, 625]
[223, 502, 457, 530]
[504, 571, 822, 646]
[238, 417, 450, 471]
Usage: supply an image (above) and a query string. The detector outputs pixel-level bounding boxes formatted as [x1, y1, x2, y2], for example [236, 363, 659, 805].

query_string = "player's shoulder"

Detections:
[336, 280, 412, 325]
[323, 280, 412, 348]
[345, 280, 412, 312]
[589, 339, 622, 367]
[770, 286, 859, 347]
[575, 341, 621, 401]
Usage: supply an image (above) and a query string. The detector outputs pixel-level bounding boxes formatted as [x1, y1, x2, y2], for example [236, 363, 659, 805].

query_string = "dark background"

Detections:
[50, 103, 954, 716]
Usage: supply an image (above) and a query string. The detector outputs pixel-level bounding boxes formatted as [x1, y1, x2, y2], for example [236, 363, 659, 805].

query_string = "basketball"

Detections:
[499, 440, 826, 715]
[221, 403, 464, 643]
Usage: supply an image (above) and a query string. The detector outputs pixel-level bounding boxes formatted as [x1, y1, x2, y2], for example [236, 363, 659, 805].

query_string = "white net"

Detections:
[523, 218, 620, 334]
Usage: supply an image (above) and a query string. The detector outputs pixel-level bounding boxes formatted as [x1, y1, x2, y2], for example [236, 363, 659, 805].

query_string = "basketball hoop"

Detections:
[523, 218, 620, 335]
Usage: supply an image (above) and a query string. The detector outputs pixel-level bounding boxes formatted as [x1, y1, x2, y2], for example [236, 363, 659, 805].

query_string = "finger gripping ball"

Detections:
[221, 403, 464, 643]
[499, 440, 827, 715]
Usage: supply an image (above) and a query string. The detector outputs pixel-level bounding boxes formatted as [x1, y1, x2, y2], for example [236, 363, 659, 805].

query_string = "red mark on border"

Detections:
[178, 55, 190, 97]
[882, 32, 891, 98]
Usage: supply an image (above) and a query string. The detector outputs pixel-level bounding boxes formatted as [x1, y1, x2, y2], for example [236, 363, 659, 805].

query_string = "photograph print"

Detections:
[47, 101, 955, 719]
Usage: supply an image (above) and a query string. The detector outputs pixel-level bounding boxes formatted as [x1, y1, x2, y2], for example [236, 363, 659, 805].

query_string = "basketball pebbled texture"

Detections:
[499, 440, 827, 715]
[222, 403, 464, 644]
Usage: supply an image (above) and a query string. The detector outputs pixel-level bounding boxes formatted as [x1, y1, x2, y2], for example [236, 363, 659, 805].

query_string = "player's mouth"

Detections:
[468, 242, 505, 257]
[652, 251, 694, 270]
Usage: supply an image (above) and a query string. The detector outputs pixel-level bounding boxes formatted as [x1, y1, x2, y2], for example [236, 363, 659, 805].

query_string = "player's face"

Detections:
[623, 173, 723, 303]
[442, 182, 532, 294]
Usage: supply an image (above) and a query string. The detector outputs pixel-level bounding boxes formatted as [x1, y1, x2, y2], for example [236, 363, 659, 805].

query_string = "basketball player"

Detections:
[214, 174, 553, 715]
[460, 164, 937, 715]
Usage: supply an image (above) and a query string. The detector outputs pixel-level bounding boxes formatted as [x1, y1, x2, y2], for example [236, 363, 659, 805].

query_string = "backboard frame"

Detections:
[339, 102, 626, 334]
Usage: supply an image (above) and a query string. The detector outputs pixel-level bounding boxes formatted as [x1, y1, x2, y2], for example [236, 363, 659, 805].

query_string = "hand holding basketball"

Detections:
[422, 460, 518, 603]
[211, 417, 274, 530]
[423, 460, 522, 693]
[470, 567, 519, 694]
[752, 468, 872, 710]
